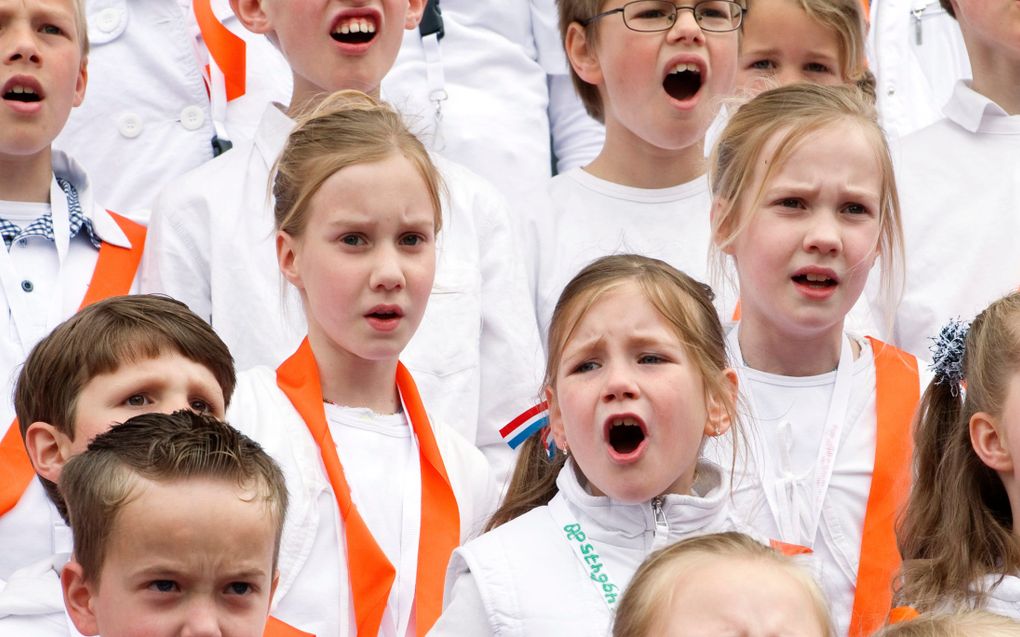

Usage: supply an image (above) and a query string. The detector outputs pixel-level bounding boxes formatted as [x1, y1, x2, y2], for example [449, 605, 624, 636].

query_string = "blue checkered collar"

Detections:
[0, 178, 101, 250]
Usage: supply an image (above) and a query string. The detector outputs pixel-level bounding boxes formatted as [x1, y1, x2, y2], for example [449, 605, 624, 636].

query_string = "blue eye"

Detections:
[125, 394, 148, 407]
[40, 24, 63, 35]
[339, 234, 365, 246]
[638, 354, 666, 364]
[844, 203, 870, 215]
[400, 234, 425, 246]
[805, 62, 832, 74]
[749, 59, 775, 71]
[226, 582, 253, 595]
[572, 361, 600, 374]
[149, 580, 178, 593]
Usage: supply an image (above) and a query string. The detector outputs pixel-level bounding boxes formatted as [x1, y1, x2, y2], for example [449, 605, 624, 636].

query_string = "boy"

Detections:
[0, 295, 234, 582]
[58, 411, 288, 637]
[142, 0, 543, 484]
[0, 0, 147, 580]
[867, 0, 1020, 359]
[529, 0, 743, 336]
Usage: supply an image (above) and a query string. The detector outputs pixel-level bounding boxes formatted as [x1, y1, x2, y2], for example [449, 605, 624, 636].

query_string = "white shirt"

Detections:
[867, 81, 1020, 359]
[975, 575, 1020, 619]
[226, 366, 499, 637]
[867, 0, 971, 140]
[382, 0, 604, 212]
[53, 0, 292, 216]
[142, 103, 544, 485]
[0, 554, 84, 637]
[0, 152, 140, 580]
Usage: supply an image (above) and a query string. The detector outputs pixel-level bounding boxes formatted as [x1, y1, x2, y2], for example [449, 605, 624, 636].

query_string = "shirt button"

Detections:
[117, 113, 143, 139]
[96, 7, 122, 33]
[21, 280, 33, 293]
[180, 105, 206, 131]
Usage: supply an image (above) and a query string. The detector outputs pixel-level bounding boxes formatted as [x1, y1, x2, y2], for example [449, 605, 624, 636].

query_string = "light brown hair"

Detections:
[789, 0, 869, 85]
[272, 90, 443, 238]
[613, 532, 833, 637]
[710, 83, 904, 313]
[59, 411, 288, 583]
[557, 0, 608, 122]
[897, 293, 1020, 613]
[15, 294, 236, 521]
[487, 254, 738, 529]
[71, 0, 89, 55]
[874, 612, 1020, 636]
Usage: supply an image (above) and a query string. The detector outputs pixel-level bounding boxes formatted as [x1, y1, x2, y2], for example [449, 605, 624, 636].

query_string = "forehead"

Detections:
[0, 0, 77, 17]
[565, 282, 678, 348]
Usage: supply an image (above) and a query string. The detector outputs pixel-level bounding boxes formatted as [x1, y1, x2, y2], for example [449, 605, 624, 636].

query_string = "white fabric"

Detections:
[142, 103, 544, 485]
[866, 81, 1020, 359]
[0, 554, 85, 637]
[53, 0, 292, 216]
[708, 328, 930, 637]
[226, 366, 498, 637]
[382, 0, 604, 213]
[0, 152, 139, 580]
[867, 0, 971, 140]
[976, 574, 1020, 619]
[527, 167, 734, 341]
[430, 459, 749, 637]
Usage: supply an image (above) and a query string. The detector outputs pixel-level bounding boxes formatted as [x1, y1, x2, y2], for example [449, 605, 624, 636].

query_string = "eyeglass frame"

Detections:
[579, 0, 747, 33]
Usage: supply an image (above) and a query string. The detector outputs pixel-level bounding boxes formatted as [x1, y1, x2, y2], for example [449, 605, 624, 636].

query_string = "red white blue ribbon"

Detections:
[500, 401, 549, 449]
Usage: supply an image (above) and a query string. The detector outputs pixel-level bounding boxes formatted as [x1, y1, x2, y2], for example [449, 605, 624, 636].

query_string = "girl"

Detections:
[897, 294, 1020, 619]
[225, 91, 496, 637]
[614, 532, 833, 637]
[431, 254, 746, 636]
[710, 83, 921, 637]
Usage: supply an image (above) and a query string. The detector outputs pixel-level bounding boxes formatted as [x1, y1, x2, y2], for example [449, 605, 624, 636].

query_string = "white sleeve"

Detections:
[428, 571, 495, 637]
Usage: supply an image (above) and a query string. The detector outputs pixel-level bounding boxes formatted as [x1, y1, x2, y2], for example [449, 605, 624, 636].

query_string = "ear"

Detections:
[269, 569, 281, 607]
[72, 57, 88, 108]
[564, 22, 603, 88]
[62, 560, 100, 636]
[970, 411, 1013, 473]
[546, 386, 569, 452]
[230, 0, 273, 35]
[703, 369, 738, 437]
[276, 230, 304, 291]
[405, 0, 427, 30]
[24, 421, 73, 485]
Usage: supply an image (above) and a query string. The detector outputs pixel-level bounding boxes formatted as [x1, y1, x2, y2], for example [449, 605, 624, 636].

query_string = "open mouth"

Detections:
[2, 86, 41, 103]
[607, 417, 647, 455]
[792, 273, 837, 289]
[663, 63, 702, 101]
[367, 308, 401, 320]
[331, 16, 378, 45]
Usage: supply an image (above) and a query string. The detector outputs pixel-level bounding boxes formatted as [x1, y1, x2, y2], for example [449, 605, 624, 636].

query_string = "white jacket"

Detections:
[226, 366, 499, 637]
[0, 555, 84, 637]
[142, 103, 544, 484]
[430, 459, 748, 637]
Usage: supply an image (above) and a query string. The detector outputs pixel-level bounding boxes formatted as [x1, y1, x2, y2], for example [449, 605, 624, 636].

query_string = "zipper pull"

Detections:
[912, 6, 925, 45]
[651, 496, 670, 551]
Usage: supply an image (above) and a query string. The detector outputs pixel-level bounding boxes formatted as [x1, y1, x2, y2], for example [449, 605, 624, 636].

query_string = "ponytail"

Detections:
[486, 432, 567, 531]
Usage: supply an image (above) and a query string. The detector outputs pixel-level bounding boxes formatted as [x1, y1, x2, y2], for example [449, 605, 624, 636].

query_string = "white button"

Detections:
[117, 113, 143, 138]
[96, 8, 121, 34]
[180, 106, 206, 131]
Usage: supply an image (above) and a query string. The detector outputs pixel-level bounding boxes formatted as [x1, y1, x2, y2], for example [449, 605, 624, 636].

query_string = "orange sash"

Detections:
[276, 338, 460, 636]
[193, 0, 247, 101]
[263, 616, 314, 637]
[0, 212, 146, 519]
[888, 606, 921, 624]
[849, 337, 919, 636]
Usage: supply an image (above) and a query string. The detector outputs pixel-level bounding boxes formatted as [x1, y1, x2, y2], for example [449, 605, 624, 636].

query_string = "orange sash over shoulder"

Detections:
[0, 212, 145, 519]
[263, 616, 314, 637]
[849, 337, 920, 636]
[193, 0, 246, 101]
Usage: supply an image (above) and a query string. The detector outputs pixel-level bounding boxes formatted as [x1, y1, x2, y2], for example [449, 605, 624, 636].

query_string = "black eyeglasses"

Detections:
[581, 0, 745, 33]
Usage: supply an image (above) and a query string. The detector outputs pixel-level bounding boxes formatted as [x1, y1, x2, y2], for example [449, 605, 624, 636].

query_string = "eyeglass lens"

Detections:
[623, 0, 741, 32]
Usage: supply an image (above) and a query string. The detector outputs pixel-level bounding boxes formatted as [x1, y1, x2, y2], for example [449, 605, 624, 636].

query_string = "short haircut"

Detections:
[15, 294, 236, 519]
[556, 0, 607, 121]
[874, 611, 1020, 636]
[59, 411, 288, 583]
[71, 0, 90, 54]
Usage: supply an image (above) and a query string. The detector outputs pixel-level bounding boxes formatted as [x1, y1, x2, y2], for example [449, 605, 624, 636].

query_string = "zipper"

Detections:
[651, 496, 670, 551]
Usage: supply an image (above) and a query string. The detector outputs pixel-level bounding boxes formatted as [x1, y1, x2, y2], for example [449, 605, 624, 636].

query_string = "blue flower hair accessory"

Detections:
[929, 318, 969, 391]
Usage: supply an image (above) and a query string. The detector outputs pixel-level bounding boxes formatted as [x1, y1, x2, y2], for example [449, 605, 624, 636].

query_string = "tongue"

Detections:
[663, 72, 701, 101]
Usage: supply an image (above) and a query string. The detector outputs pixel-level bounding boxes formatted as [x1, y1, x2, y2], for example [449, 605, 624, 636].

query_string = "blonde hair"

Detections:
[60, 411, 288, 583]
[614, 532, 833, 637]
[272, 90, 443, 238]
[898, 293, 1020, 613]
[72, 0, 89, 55]
[487, 254, 738, 529]
[874, 612, 1020, 636]
[710, 83, 903, 312]
[791, 0, 868, 85]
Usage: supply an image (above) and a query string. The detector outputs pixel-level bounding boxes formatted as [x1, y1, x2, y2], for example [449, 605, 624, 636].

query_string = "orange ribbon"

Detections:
[276, 338, 460, 636]
[263, 615, 314, 637]
[0, 212, 146, 519]
[193, 0, 247, 101]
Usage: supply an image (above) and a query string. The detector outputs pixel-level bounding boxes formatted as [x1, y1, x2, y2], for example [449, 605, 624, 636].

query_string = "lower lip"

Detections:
[607, 438, 648, 464]
[330, 35, 375, 55]
[2, 99, 42, 115]
[366, 315, 401, 332]
[793, 279, 838, 301]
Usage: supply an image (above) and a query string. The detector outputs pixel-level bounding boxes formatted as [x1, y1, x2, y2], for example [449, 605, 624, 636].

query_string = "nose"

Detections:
[368, 243, 406, 291]
[179, 599, 222, 637]
[775, 67, 806, 87]
[601, 360, 640, 403]
[803, 211, 842, 256]
[666, 5, 706, 44]
[3, 22, 42, 65]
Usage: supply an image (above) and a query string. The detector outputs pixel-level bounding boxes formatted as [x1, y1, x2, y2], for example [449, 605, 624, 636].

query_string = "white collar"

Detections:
[0, 553, 67, 617]
[943, 80, 1020, 135]
[254, 102, 297, 170]
[51, 150, 132, 249]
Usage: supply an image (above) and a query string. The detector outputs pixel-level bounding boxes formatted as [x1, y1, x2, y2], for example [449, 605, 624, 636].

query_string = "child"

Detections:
[897, 295, 1020, 619]
[59, 411, 288, 637]
[431, 254, 745, 636]
[709, 83, 923, 636]
[868, 0, 1019, 359]
[142, 0, 543, 483]
[528, 0, 744, 337]
[0, 294, 236, 630]
[223, 90, 495, 637]
[613, 532, 833, 637]
[875, 611, 1020, 636]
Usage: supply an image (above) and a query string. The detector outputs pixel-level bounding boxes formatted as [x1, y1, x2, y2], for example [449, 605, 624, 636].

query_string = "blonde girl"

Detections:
[710, 83, 918, 637]
[431, 254, 748, 637]
[614, 532, 833, 637]
[225, 90, 495, 637]
[897, 294, 1020, 619]
[875, 611, 1020, 636]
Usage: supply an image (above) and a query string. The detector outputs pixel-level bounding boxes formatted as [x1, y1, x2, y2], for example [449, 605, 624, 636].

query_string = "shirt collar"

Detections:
[943, 80, 1020, 134]
[51, 150, 132, 249]
[255, 102, 297, 169]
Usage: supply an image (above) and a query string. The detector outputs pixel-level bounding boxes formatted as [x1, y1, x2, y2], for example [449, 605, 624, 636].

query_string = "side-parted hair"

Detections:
[710, 83, 904, 315]
[59, 411, 288, 583]
[897, 293, 1020, 612]
[15, 294, 236, 521]
[487, 254, 738, 529]
[613, 532, 833, 637]
[557, 0, 608, 122]
[272, 90, 443, 238]
[874, 612, 1020, 636]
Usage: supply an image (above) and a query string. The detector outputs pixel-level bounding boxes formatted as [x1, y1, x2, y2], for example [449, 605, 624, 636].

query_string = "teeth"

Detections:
[10, 86, 36, 94]
[333, 18, 376, 35]
[670, 63, 700, 75]
[804, 273, 831, 282]
[612, 417, 639, 428]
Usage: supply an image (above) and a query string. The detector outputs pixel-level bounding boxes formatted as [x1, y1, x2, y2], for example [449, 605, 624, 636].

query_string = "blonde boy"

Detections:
[59, 411, 288, 637]
[528, 0, 743, 336]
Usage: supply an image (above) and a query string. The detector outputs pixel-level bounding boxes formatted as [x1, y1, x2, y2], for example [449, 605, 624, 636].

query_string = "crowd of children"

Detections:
[0, 0, 1017, 635]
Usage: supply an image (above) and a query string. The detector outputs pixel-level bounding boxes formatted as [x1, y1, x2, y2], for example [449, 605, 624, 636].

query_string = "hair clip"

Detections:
[929, 318, 969, 392]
